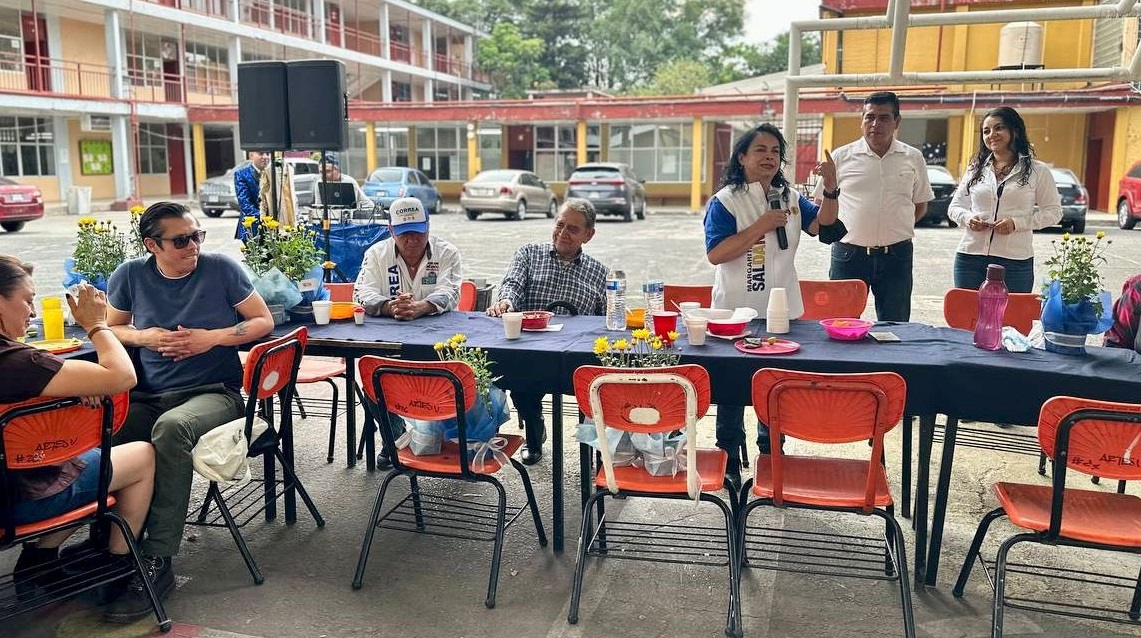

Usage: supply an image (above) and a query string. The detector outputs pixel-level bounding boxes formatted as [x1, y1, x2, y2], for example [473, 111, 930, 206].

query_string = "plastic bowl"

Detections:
[707, 318, 748, 336]
[625, 308, 646, 329]
[522, 310, 554, 330]
[689, 308, 734, 321]
[820, 318, 874, 341]
[330, 301, 357, 320]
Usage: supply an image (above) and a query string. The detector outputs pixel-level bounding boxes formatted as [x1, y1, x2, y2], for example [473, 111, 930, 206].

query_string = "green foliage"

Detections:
[240, 217, 322, 283]
[434, 333, 501, 407]
[476, 23, 552, 98]
[627, 59, 711, 97]
[71, 211, 145, 282]
[1044, 231, 1113, 313]
[711, 32, 823, 85]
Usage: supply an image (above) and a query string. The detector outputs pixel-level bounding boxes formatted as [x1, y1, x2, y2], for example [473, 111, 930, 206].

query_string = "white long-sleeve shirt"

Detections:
[354, 235, 463, 314]
[948, 158, 1063, 260]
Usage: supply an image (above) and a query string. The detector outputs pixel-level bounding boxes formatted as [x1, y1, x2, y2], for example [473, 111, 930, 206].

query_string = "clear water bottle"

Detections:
[605, 268, 627, 331]
[642, 266, 665, 328]
[973, 264, 1009, 351]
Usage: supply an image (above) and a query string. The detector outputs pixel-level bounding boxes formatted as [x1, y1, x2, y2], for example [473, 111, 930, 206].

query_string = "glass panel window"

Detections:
[392, 81, 412, 102]
[184, 41, 229, 95]
[0, 9, 22, 72]
[0, 116, 53, 176]
[533, 124, 599, 182]
[477, 127, 501, 172]
[414, 125, 465, 181]
[126, 33, 166, 88]
[340, 126, 366, 179]
[137, 123, 167, 175]
[606, 121, 693, 182]
[374, 125, 410, 168]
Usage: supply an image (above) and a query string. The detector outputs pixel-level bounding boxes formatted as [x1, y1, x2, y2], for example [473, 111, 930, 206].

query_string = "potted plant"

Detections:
[64, 206, 146, 291]
[240, 215, 324, 322]
[1040, 231, 1115, 355]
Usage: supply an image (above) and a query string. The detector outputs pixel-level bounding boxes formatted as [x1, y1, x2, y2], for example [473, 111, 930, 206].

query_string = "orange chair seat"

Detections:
[994, 482, 1141, 547]
[751, 455, 894, 508]
[0, 497, 116, 543]
[593, 448, 728, 493]
[296, 356, 346, 383]
[397, 434, 524, 475]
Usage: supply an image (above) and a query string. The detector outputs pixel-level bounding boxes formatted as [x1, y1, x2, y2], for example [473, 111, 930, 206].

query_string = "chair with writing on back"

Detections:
[953, 396, 1141, 636]
[0, 393, 172, 632]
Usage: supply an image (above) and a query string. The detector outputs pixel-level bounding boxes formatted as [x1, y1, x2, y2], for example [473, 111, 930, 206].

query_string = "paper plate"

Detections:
[733, 338, 800, 355]
[27, 338, 84, 354]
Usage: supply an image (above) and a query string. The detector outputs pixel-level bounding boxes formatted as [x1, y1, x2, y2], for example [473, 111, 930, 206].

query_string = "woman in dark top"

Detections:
[0, 255, 153, 602]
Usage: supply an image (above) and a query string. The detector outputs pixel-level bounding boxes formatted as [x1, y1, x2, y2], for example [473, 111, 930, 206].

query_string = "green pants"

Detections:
[114, 384, 244, 557]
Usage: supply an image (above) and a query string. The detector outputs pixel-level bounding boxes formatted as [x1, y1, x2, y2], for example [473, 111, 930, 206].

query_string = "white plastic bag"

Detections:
[191, 416, 269, 483]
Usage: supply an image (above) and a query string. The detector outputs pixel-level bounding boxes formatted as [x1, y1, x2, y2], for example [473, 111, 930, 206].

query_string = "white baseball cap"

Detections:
[388, 197, 429, 235]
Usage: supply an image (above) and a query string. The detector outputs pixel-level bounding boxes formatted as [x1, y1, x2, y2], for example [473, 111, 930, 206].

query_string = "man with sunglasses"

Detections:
[103, 202, 274, 622]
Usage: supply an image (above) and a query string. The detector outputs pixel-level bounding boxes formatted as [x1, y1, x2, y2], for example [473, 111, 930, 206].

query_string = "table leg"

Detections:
[282, 390, 297, 523]
[914, 414, 935, 588]
[552, 393, 564, 553]
[344, 355, 358, 469]
[926, 415, 959, 587]
[901, 414, 913, 519]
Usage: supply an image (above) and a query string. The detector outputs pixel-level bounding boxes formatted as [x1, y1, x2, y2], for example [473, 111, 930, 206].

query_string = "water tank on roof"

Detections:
[998, 22, 1044, 69]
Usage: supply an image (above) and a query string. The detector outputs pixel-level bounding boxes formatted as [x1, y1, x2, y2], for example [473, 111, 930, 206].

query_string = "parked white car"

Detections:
[197, 157, 320, 217]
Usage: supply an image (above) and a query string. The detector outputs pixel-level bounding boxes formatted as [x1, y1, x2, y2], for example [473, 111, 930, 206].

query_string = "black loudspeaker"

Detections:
[287, 60, 347, 151]
[237, 61, 289, 151]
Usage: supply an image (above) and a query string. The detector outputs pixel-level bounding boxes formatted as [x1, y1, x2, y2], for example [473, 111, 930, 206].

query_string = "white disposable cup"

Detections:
[766, 311, 790, 335]
[503, 312, 524, 340]
[678, 301, 700, 320]
[312, 300, 332, 325]
[767, 287, 789, 314]
[685, 318, 708, 345]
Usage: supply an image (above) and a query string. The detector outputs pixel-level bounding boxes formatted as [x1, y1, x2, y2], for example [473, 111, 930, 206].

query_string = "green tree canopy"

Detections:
[476, 22, 551, 99]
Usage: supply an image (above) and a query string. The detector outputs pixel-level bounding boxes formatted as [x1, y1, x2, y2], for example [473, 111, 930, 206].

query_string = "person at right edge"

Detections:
[948, 106, 1062, 292]
[703, 123, 839, 487]
[819, 91, 933, 322]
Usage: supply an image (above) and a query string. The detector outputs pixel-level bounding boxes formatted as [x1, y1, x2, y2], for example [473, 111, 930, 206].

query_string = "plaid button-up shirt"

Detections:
[497, 242, 608, 316]
[1107, 274, 1141, 353]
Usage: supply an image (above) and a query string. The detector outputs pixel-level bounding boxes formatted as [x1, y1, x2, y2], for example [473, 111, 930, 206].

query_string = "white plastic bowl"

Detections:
[688, 308, 733, 321]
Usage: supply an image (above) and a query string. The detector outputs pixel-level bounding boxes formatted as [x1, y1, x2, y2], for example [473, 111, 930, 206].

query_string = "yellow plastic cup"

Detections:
[41, 296, 62, 311]
[42, 308, 65, 341]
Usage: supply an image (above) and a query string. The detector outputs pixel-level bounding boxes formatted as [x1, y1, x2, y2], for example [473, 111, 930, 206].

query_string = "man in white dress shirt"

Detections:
[821, 91, 933, 321]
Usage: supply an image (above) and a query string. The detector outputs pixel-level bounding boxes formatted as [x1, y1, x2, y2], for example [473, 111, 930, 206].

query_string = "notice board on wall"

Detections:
[80, 140, 113, 175]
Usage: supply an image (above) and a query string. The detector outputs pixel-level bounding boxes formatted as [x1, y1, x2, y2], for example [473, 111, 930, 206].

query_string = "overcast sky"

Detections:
[742, 1, 820, 45]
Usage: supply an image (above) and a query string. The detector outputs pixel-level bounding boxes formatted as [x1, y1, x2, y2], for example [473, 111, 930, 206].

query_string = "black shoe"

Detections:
[521, 420, 547, 466]
[375, 449, 394, 471]
[102, 555, 175, 624]
[13, 544, 59, 601]
[724, 455, 742, 492]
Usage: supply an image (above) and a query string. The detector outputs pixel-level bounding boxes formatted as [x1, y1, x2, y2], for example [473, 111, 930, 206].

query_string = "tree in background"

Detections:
[628, 59, 712, 97]
[477, 23, 551, 98]
[712, 31, 823, 85]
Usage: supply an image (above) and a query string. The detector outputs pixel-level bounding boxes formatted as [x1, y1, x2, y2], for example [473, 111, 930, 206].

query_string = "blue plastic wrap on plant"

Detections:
[244, 265, 303, 310]
[575, 418, 637, 466]
[62, 258, 108, 292]
[309, 223, 390, 283]
[298, 264, 329, 304]
[439, 385, 509, 443]
[1040, 280, 1114, 354]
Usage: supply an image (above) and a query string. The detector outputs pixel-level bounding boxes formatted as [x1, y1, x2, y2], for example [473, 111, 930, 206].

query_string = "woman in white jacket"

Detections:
[948, 106, 1062, 292]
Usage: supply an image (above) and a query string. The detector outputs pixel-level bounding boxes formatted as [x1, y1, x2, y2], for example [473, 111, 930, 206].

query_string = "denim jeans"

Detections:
[830, 240, 914, 322]
[953, 252, 1035, 293]
[715, 405, 778, 461]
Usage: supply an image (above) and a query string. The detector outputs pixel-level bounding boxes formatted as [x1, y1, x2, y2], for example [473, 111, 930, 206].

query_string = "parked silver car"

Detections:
[196, 157, 320, 217]
[460, 169, 558, 221]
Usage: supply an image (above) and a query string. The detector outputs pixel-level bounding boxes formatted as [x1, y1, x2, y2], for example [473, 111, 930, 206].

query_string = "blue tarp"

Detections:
[309, 223, 390, 283]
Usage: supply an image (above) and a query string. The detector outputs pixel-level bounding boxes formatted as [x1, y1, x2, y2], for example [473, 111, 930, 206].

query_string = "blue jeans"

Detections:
[715, 406, 778, 461]
[953, 253, 1035, 293]
[11, 450, 104, 525]
[830, 240, 914, 322]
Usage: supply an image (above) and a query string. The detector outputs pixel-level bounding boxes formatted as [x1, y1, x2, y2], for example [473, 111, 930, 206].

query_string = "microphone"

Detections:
[769, 188, 788, 250]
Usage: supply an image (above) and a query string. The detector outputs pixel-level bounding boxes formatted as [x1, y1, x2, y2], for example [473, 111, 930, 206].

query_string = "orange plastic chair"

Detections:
[324, 282, 355, 302]
[943, 287, 1041, 335]
[352, 356, 546, 608]
[953, 396, 1141, 634]
[568, 364, 741, 638]
[743, 368, 915, 638]
[0, 394, 172, 631]
[662, 283, 712, 310]
[189, 327, 325, 584]
[458, 280, 477, 311]
[799, 279, 869, 320]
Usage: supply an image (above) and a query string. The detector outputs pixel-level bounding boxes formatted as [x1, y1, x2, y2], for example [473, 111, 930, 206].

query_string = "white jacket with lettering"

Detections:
[354, 235, 463, 314]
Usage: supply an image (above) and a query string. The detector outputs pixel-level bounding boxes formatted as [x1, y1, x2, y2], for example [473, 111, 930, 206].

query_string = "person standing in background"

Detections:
[948, 106, 1061, 292]
[821, 91, 933, 321]
[234, 151, 269, 242]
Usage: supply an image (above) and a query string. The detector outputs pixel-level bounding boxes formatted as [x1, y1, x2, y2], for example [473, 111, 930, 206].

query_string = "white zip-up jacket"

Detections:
[355, 235, 463, 314]
[948, 158, 1062, 260]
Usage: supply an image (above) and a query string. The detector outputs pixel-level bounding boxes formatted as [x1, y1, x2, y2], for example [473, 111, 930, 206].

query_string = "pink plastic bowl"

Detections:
[521, 310, 554, 330]
[820, 318, 874, 341]
[707, 318, 748, 337]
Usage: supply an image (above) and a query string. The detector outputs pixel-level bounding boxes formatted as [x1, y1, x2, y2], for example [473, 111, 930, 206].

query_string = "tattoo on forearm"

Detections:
[233, 321, 249, 336]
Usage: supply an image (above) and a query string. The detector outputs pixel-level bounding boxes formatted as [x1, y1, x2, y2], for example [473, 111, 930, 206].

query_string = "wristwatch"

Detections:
[822, 186, 841, 200]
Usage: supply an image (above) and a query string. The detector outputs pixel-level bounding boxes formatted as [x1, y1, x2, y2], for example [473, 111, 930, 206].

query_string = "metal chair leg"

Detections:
[275, 449, 325, 526]
[410, 474, 425, 531]
[901, 414, 913, 519]
[512, 458, 548, 546]
[210, 482, 265, 585]
[568, 489, 606, 624]
[195, 483, 217, 523]
[352, 470, 400, 589]
[884, 504, 896, 577]
[953, 507, 1007, 597]
[1119, 480, 1128, 494]
[325, 378, 339, 463]
[991, 534, 1032, 638]
[702, 492, 742, 638]
[109, 511, 173, 630]
[1129, 565, 1141, 620]
[878, 510, 915, 638]
[1037, 452, 1047, 476]
[293, 394, 308, 420]
[484, 478, 508, 609]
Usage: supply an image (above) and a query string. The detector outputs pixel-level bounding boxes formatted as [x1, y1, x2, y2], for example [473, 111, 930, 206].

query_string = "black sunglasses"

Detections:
[154, 230, 206, 249]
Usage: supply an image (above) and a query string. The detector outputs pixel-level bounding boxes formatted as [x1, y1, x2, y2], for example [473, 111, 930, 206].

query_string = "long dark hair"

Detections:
[964, 106, 1034, 191]
[719, 123, 789, 194]
[0, 255, 33, 299]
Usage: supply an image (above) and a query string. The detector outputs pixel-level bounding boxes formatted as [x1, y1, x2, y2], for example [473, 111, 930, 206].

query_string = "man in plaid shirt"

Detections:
[1106, 274, 1141, 353]
[488, 198, 608, 464]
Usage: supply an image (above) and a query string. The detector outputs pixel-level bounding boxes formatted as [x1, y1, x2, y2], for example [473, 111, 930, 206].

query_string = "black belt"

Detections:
[841, 239, 911, 255]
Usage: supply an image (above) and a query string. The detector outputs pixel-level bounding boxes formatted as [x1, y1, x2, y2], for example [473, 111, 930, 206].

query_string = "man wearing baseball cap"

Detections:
[355, 197, 463, 321]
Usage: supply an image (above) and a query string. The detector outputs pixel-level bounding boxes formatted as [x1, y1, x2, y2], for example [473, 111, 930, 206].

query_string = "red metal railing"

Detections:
[139, 0, 233, 20]
[343, 25, 381, 57]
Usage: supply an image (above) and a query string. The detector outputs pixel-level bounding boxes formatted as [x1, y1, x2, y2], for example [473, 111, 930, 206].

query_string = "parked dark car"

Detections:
[0, 177, 44, 232]
[362, 166, 442, 214]
[922, 165, 957, 227]
[565, 162, 646, 222]
[1116, 160, 1141, 230]
[460, 169, 557, 221]
[1048, 168, 1088, 234]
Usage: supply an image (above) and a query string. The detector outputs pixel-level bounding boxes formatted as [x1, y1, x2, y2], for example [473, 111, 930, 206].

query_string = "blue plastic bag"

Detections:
[440, 385, 509, 444]
[1040, 280, 1113, 354]
[309, 223, 390, 283]
[244, 265, 303, 310]
[62, 258, 109, 292]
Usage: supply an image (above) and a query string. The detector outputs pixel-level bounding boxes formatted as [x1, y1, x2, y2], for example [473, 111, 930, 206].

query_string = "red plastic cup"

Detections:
[651, 311, 679, 338]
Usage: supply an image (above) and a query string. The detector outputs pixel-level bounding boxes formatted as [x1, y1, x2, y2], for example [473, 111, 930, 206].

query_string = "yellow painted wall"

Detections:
[1108, 106, 1141, 208]
[1022, 113, 1086, 174]
[59, 19, 107, 66]
[946, 115, 964, 179]
[139, 174, 172, 198]
[828, 117, 862, 151]
[23, 177, 61, 203]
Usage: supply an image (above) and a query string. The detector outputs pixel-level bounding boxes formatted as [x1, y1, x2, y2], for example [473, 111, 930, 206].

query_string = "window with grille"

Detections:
[184, 41, 229, 95]
[534, 124, 599, 182]
[414, 126, 465, 181]
[608, 123, 691, 183]
[0, 116, 54, 176]
[137, 123, 168, 175]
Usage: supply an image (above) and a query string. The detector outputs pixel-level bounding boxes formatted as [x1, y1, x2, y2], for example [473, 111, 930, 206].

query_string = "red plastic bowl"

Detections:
[521, 310, 554, 330]
[820, 318, 874, 341]
[707, 318, 748, 337]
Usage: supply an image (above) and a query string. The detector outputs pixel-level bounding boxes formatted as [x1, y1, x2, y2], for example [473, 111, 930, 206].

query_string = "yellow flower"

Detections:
[322, 261, 337, 269]
[631, 328, 650, 341]
[1096, 230, 1106, 240]
[1061, 232, 1071, 242]
[451, 333, 467, 344]
[433, 341, 446, 351]
[593, 337, 610, 354]
[666, 331, 679, 342]
[283, 225, 294, 232]
[243, 216, 256, 228]
[650, 337, 663, 350]
[613, 339, 630, 351]
[129, 205, 145, 216]
[264, 219, 280, 230]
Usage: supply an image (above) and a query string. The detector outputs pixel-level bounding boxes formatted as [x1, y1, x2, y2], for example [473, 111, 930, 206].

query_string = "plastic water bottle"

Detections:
[973, 264, 1009, 351]
[642, 266, 665, 327]
[605, 268, 627, 331]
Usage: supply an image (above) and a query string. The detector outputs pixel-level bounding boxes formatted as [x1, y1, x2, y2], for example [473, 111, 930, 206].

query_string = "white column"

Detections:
[380, 4, 390, 59]
[464, 34, 473, 81]
[229, 0, 239, 21]
[228, 35, 241, 101]
[313, 0, 326, 44]
[268, 0, 276, 31]
[422, 20, 432, 70]
[46, 14, 65, 91]
[52, 116, 73, 201]
[232, 124, 243, 162]
[182, 123, 193, 196]
[382, 69, 392, 102]
[109, 115, 133, 199]
[424, 78, 433, 102]
[104, 9, 126, 99]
